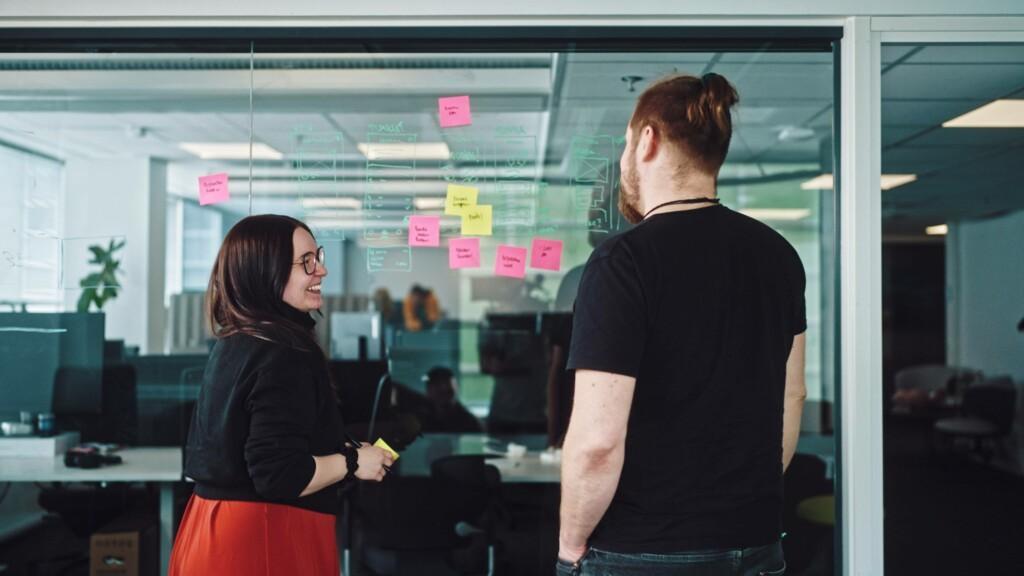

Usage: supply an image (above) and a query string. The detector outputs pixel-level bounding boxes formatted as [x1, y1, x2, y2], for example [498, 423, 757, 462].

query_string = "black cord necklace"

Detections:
[643, 197, 720, 220]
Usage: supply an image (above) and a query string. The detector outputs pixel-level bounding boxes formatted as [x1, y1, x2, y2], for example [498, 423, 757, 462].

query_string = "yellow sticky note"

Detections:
[461, 205, 493, 236]
[374, 438, 400, 461]
[445, 184, 479, 215]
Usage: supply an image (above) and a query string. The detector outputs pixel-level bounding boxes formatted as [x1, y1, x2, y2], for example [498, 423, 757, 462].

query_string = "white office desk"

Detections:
[0, 447, 182, 576]
[396, 433, 835, 484]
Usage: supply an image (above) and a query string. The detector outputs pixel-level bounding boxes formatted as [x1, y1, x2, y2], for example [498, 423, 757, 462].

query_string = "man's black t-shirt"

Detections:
[567, 204, 806, 553]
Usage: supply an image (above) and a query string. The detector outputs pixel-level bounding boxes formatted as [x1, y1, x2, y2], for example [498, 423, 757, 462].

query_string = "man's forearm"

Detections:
[781, 395, 805, 471]
[559, 444, 625, 552]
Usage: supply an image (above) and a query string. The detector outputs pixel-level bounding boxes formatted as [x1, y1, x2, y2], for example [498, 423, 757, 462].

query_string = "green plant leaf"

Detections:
[76, 289, 94, 313]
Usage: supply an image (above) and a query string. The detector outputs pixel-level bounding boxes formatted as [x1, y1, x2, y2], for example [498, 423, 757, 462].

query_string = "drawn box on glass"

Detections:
[494, 136, 536, 179]
[366, 246, 412, 272]
[573, 185, 609, 210]
[571, 156, 610, 184]
[494, 181, 539, 228]
[587, 208, 611, 233]
[60, 236, 127, 290]
[296, 134, 343, 183]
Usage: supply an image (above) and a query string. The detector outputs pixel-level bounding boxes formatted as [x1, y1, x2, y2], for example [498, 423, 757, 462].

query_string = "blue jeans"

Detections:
[556, 541, 786, 576]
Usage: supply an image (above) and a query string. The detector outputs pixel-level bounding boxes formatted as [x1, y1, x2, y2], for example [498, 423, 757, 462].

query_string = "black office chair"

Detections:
[430, 455, 503, 576]
[934, 377, 1018, 462]
[353, 455, 503, 576]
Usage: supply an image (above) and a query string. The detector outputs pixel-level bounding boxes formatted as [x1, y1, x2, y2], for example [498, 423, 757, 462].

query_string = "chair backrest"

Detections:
[963, 377, 1018, 436]
[430, 455, 501, 530]
[893, 365, 959, 392]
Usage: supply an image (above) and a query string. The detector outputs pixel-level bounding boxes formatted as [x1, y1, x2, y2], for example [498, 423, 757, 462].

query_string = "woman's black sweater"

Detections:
[184, 310, 344, 515]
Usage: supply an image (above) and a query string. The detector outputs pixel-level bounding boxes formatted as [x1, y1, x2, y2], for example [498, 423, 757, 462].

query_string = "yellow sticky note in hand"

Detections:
[445, 184, 479, 215]
[460, 205, 493, 236]
[374, 438, 399, 461]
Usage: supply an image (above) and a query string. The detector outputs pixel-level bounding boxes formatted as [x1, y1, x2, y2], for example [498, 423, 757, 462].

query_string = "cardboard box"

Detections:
[90, 514, 157, 576]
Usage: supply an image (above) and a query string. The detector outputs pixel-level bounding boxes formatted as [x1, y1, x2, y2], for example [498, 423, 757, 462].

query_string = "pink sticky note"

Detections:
[438, 95, 472, 128]
[530, 238, 563, 271]
[494, 245, 528, 279]
[448, 237, 480, 269]
[408, 216, 441, 247]
[198, 173, 230, 206]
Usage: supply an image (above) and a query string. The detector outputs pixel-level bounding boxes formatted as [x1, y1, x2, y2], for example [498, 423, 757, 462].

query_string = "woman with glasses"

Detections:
[169, 214, 393, 576]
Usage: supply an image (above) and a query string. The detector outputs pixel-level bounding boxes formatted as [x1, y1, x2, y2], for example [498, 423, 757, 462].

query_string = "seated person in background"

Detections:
[402, 284, 440, 332]
[416, 366, 482, 434]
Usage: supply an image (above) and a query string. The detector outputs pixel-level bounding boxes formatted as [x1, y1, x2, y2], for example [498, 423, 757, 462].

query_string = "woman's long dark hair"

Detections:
[206, 214, 322, 355]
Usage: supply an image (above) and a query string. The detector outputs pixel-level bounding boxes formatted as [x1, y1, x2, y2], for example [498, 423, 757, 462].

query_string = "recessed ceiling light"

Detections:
[180, 142, 283, 160]
[799, 173, 918, 191]
[739, 208, 811, 221]
[943, 99, 1024, 128]
[926, 224, 948, 236]
[301, 198, 362, 210]
[413, 197, 446, 210]
[357, 142, 451, 161]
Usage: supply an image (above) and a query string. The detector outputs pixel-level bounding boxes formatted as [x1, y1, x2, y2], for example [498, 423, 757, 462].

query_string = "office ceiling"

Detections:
[0, 44, 1021, 236]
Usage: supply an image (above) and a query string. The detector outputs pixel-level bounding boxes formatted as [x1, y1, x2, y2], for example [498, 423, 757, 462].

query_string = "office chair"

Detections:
[430, 455, 503, 576]
[934, 377, 1017, 462]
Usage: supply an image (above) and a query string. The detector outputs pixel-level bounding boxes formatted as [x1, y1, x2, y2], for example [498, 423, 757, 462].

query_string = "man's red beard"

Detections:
[618, 157, 644, 224]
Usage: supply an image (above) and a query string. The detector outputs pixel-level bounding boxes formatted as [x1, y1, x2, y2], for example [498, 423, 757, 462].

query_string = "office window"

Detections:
[881, 43, 1024, 576]
[0, 32, 838, 575]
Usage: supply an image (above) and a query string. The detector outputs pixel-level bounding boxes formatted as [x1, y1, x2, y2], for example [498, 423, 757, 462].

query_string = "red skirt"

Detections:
[168, 494, 339, 576]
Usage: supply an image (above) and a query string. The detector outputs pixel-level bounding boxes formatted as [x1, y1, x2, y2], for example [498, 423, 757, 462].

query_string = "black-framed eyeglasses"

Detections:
[294, 246, 325, 275]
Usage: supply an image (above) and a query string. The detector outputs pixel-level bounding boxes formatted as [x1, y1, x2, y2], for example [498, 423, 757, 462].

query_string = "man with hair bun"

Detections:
[557, 74, 807, 575]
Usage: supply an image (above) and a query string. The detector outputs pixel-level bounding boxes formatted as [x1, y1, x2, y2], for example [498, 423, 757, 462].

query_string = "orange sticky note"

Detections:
[495, 245, 527, 279]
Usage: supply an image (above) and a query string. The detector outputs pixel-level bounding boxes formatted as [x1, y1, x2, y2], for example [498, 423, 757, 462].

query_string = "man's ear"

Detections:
[638, 125, 659, 162]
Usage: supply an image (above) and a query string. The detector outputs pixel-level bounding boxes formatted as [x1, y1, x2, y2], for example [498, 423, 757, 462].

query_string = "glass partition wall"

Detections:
[880, 43, 1024, 576]
[0, 30, 840, 575]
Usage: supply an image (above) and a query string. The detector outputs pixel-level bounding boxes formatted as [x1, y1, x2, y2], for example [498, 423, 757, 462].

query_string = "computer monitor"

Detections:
[330, 311, 383, 360]
[0, 312, 105, 421]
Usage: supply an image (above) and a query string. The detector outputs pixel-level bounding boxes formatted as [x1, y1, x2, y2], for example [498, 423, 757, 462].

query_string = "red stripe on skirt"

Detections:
[169, 494, 339, 576]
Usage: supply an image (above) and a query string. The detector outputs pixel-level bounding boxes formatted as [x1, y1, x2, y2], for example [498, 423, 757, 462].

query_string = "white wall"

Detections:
[947, 211, 1024, 383]
[0, 0, 1022, 18]
[63, 158, 167, 354]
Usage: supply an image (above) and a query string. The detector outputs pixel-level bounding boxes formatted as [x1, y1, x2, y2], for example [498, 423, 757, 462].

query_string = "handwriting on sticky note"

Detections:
[461, 205, 492, 236]
[530, 238, 563, 271]
[445, 184, 479, 215]
[198, 173, 229, 206]
[438, 95, 472, 128]
[449, 237, 481, 269]
[408, 216, 440, 247]
[495, 245, 528, 279]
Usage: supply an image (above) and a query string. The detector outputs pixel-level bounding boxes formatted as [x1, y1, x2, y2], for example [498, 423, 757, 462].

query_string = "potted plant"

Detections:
[76, 238, 125, 313]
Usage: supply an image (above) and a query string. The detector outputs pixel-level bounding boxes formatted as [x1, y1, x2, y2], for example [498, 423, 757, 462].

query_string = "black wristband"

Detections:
[340, 445, 359, 482]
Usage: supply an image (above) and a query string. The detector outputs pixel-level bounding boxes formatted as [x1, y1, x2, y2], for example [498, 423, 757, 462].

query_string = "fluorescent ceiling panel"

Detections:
[357, 142, 451, 161]
[943, 99, 1024, 128]
[800, 173, 918, 191]
[739, 208, 811, 221]
[926, 224, 949, 236]
[180, 142, 283, 160]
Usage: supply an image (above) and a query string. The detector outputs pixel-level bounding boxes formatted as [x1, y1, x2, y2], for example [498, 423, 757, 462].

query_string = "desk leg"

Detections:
[160, 483, 173, 576]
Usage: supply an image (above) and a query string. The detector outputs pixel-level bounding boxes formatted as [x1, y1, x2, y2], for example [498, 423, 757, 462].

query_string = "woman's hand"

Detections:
[354, 443, 394, 482]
